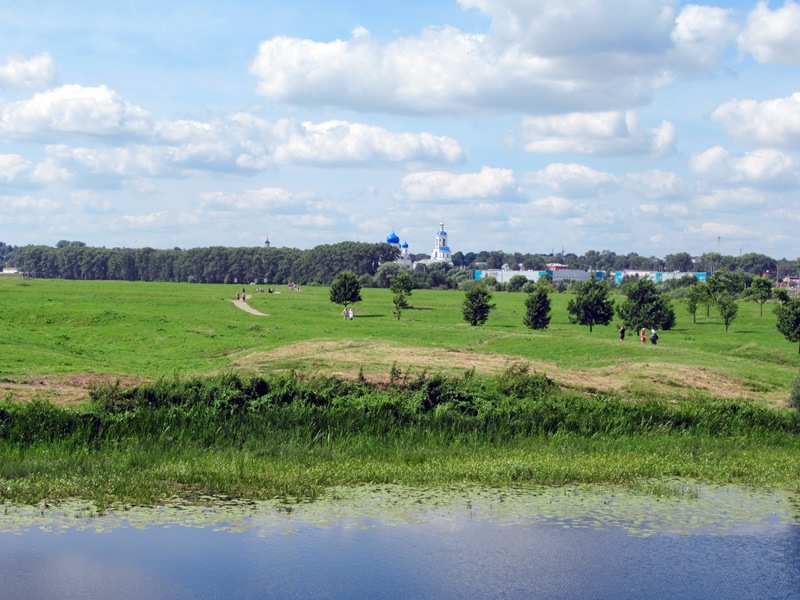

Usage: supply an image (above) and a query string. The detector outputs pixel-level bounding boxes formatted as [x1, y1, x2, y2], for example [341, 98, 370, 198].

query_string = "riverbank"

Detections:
[2, 370, 798, 506]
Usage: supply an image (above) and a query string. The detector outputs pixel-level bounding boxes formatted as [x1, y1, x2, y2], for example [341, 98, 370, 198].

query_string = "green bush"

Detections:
[790, 371, 800, 412]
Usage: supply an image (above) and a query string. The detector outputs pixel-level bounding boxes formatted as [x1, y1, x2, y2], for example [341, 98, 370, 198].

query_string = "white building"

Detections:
[385, 230, 413, 268]
[385, 222, 454, 268]
[416, 222, 453, 267]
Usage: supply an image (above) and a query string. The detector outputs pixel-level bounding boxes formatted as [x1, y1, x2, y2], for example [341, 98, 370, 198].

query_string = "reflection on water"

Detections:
[1, 484, 799, 600]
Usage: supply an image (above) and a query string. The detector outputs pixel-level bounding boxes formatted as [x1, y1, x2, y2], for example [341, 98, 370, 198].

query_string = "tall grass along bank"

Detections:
[1, 368, 798, 505]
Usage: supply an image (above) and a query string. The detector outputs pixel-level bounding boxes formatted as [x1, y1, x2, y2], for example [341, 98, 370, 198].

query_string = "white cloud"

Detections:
[694, 188, 765, 210]
[623, 170, 687, 200]
[0, 194, 57, 212]
[634, 202, 688, 218]
[30, 156, 73, 184]
[459, 0, 675, 57]
[518, 111, 675, 157]
[199, 187, 312, 213]
[526, 163, 619, 197]
[0, 53, 56, 89]
[0, 84, 151, 137]
[401, 166, 518, 201]
[0, 154, 31, 182]
[669, 5, 739, 73]
[530, 196, 574, 216]
[272, 120, 465, 166]
[710, 93, 800, 149]
[250, 0, 703, 115]
[690, 146, 800, 187]
[686, 222, 756, 238]
[738, 0, 800, 64]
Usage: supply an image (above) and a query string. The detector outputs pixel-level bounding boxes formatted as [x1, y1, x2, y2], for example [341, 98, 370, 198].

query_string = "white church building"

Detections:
[385, 222, 453, 268]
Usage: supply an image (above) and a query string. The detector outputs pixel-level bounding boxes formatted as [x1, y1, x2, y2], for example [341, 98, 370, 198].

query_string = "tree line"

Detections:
[5, 239, 798, 288]
[12, 242, 398, 285]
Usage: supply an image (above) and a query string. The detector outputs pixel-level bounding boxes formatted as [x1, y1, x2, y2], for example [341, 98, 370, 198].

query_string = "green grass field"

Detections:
[1, 277, 797, 406]
[2, 277, 800, 505]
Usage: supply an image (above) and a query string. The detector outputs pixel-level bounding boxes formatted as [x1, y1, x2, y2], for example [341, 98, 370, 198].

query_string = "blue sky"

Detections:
[2, 1, 800, 259]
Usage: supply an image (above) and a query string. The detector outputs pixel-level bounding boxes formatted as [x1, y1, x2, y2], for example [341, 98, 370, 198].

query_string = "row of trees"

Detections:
[443, 249, 789, 278]
[0, 242, 17, 268]
[7, 239, 799, 284]
[13, 242, 399, 285]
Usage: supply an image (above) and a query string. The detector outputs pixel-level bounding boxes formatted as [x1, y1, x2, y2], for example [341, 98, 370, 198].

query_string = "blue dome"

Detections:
[386, 232, 400, 244]
[401, 242, 408, 248]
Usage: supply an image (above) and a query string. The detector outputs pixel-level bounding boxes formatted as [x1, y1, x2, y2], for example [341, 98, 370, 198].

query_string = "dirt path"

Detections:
[232, 299, 268, 316]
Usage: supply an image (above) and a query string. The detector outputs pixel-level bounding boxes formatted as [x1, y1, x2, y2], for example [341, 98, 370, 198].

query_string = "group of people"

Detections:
[618, 325, 659, 345]
[236, 286, 282, 300]
[342, 307, 354, 320]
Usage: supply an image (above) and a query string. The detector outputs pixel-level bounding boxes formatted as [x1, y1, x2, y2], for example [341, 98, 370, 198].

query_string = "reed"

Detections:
[1, 370, 798, 504]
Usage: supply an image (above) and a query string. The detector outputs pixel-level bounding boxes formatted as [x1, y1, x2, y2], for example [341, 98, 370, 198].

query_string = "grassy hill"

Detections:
[1, 277, 797, 406]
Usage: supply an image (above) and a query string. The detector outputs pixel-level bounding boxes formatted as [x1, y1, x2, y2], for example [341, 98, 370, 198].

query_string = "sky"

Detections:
[2, 1, 800, 259]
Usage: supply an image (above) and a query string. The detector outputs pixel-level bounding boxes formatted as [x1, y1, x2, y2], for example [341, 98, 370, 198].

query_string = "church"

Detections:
[385, 222, 453, 268]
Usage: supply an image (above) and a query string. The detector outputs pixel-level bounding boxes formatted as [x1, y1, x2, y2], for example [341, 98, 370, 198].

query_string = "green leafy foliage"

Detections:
[789, 370, 800, 412]
[776, 298, 800, 353]
[616, 277, 676, 331]
[715, 293, 738, 332]
[523, 286, 551, 330]
[329, 271, 362, 308]
[566, 278, 615, 332]
[750, 276, 773, 317]
[462, 286, 495, 326]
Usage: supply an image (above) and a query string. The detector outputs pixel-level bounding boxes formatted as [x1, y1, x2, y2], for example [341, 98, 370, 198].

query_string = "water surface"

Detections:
[2, 484, 798, 599]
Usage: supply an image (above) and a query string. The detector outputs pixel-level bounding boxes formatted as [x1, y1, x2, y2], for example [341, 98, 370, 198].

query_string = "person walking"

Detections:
[619, 325, 626, 342]
[650, 329, 659, 345]
[640, 328, 647, 344]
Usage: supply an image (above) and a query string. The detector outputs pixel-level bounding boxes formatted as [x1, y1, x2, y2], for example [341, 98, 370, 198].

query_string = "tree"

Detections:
[462, 287, 495, 326]
[566, 278, 615, 332]
[523, 286, 551, 330]
[750, 276, 773, 316]
[390, 272, 413, 320]
[715, 293, 738, 332]
[506, 275, 529, 292]
[374, 262, 404, 288]
[616, 276, 676, 331]
[776, 298, 800, 353]
[664, 252, 693, 272]
[329, 271, 362, 310]
[684, 284, 705, 324]
[775, 288, 790, 304]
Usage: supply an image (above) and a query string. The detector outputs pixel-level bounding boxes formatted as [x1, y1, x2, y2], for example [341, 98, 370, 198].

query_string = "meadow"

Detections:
[1, 277, 799, 505]
[1, 277, 797, 404]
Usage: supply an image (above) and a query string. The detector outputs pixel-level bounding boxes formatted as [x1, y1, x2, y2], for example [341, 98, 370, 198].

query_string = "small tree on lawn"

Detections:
[685, 283, 705, 324]
[330, 270, 362, 312]
[750, 276, 773, 317]
[523, 285, 551, 330]
[566, 278, 615, 333]
[616, 276, 676, 332]
[776, 298, 800, 353]
[462, 286, 495, 326]
[715, 293, 738, 332]
[390, 272, 413, 320]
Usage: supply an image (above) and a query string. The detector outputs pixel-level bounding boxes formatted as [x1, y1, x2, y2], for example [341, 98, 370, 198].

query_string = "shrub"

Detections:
[790, 371, 800, 412]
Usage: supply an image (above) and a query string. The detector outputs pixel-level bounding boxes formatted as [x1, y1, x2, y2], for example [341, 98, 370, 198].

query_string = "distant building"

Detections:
[385, 230, 412, 268]
[415, 222, 453, 267]
[385, 222, 454, 268]
[475, 269, 596, 284]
